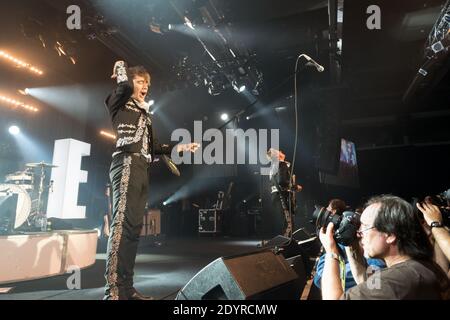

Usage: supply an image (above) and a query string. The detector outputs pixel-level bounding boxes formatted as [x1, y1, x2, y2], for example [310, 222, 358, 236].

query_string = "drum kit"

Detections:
[0, 161, 57, 234]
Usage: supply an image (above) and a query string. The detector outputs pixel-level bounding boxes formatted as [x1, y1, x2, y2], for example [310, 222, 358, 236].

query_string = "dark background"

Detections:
[0, 0, 449, 238]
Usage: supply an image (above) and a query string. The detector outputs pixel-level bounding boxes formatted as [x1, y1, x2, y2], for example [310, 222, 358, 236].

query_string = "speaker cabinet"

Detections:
[176, 250, 302, 300]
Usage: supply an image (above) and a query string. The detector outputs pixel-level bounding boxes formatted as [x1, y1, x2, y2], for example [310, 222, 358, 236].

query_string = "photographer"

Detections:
[313, 199, 385, 291]
[417, 201, 450, 273]
[320, 195, 449, 299]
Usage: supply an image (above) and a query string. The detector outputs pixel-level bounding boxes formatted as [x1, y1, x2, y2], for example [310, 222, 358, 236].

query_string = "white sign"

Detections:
[47, 139, 90, 219]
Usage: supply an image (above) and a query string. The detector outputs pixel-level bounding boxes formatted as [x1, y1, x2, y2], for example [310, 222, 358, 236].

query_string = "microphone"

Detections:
[301, 54, 325, 72]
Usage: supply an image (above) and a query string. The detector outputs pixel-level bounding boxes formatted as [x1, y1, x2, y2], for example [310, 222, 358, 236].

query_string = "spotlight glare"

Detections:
[220, 113, 229, 121]
[9, 125, 20, 135]
[163, 201, 167, 206]
[100, 130, 116, 140]
[246, 116, 250, 120]
[148, 99, 155, 106]
[239, 85, 246, 92]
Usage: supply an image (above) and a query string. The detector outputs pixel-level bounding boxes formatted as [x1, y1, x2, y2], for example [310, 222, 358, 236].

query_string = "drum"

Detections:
[0, 184, 31, 229]
[5, 170, 34, 191]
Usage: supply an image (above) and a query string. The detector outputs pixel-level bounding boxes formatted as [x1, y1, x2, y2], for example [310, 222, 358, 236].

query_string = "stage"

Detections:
[0, 229, 98, 286]
[0, 236, 265, 300]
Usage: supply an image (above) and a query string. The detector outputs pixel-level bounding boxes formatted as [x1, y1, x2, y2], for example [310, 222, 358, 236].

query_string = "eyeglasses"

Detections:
[357, 226, 375, 236]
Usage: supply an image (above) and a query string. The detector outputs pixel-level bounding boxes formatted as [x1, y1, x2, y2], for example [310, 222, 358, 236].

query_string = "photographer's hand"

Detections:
[416, 202, 443, 226]
[319, 222, 339, 254]
[417, 202, 450, 262]
[345, 240, 367, 285]
[320, 223, 343, 300]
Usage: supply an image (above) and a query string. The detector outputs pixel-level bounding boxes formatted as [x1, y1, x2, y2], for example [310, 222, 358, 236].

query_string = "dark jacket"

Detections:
[104, 72, 175, 160]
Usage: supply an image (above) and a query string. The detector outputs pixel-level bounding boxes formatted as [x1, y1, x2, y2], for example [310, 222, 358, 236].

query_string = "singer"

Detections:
[266, 148, 302, 238]
[103, 61, 199, 300]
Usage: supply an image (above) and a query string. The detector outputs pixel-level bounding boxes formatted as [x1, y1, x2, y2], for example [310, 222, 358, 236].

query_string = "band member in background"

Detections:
[267, 148, 302, 238]
[104, 60, 199, 300]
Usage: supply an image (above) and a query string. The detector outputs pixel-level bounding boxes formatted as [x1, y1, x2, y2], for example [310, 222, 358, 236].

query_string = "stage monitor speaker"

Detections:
[176, 250, 301, 300]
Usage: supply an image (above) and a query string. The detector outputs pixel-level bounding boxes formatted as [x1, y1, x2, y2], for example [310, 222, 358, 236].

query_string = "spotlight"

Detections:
[150, 111, 155, 115]
[163, 201, 167, 206]
[148, 99, 155, 106]
[9, 125, 20, 135]
[246, 116, 250, 120]
[184, 17, 195, 30]
[220, 113, 229, 121]
[232, 80, 246, 93]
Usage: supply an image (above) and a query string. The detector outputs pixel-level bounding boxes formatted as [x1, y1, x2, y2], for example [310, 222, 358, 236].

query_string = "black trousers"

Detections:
[271, 191, 294, 238]
[104, 153, 149, 299]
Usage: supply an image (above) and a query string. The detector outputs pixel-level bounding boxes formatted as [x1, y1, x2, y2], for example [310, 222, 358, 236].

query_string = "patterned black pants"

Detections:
[104, 153, 149, 299]
[271, 191, 294, 238]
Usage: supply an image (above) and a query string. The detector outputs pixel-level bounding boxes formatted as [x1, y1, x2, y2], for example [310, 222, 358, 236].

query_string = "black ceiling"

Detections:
[1, 0, 449, 150]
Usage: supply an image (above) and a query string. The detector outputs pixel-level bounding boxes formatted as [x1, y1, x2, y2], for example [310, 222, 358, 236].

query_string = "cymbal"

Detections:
[25, 161, 58, 168]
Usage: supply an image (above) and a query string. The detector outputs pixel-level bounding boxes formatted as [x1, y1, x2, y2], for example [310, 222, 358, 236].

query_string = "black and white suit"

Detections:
[103, 62, 175, 300]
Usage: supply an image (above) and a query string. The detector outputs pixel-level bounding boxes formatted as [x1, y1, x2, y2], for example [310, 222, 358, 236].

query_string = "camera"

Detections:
[312, 206, 361, 246]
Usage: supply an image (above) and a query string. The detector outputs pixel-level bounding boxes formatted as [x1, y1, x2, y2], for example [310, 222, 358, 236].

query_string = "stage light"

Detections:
[221, 113, 229, 121]
[246, 116, 250, 120]
[55, 41, 67, 56]
[149, 99, 155, 106]
[0, 50, 44, 75]
[232, 80, 246, 93]
[100, 130, 116, 140]
[163, 201, 167, 206]
[0, 95, 38, 112]
[9, 125, 20, 135]
[184, 17, 195, 30]
[150, 111, 155, 115]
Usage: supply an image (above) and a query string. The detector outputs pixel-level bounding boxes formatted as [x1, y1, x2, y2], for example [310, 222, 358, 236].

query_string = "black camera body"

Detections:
[312, 206, 361, 246]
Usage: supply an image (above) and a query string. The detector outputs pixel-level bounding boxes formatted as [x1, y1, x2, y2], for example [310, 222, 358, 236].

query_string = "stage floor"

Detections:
[0, 236, 262, 300]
